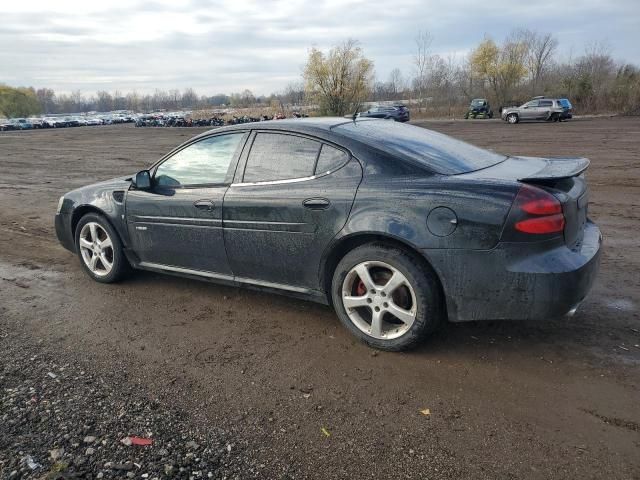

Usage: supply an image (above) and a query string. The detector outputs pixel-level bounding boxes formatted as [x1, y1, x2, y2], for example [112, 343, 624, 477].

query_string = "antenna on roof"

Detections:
[352, 104, 361, 122]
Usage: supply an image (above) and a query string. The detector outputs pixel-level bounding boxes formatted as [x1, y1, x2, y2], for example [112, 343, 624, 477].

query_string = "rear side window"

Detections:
[243, 133, 320, 182]
[334, 120, 506, 175]
[315, 144, 349, 174]
[539, 100, 553, 107]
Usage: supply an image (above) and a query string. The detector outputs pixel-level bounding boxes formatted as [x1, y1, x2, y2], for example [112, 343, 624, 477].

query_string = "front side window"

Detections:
[155, 133, 245, 187]
[243, 133, 320, 182]
[524, 101, 539, 108]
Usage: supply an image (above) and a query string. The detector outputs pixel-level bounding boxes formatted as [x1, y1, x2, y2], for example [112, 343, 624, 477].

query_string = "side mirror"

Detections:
[133, 170, 151, 190]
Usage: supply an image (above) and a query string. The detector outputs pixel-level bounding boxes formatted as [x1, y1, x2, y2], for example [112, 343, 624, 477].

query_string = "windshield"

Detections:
[334, 120, 506, 174]
[471, 99, 485, 106]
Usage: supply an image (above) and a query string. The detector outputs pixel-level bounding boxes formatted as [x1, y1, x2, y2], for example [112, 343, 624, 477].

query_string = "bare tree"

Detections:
[387, 68, 405, 97]
[413, 30, 434, 99]
[518, 30, 558, 95]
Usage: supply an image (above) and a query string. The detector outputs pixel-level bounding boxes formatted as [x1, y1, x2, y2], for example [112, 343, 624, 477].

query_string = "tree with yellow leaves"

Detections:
[303, 39, 374, 116]
[0, 85, 41, 118]
[470, 35, 528, 106]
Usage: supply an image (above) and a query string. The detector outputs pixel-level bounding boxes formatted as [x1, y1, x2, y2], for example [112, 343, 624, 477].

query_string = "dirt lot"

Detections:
[1, 117, 639, 479]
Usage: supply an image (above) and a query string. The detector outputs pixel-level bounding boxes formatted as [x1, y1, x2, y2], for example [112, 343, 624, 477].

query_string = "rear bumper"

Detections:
[55, 212, 76, 253]
[424, 221, 602, 322]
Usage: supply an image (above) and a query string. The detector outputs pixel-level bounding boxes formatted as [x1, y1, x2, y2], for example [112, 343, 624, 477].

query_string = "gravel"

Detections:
[0, 333, 256, 479]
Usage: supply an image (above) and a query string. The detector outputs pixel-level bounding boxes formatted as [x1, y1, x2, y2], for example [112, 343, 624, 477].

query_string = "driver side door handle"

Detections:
[303, 198, 330, 210]
[193, 199, 215, 211]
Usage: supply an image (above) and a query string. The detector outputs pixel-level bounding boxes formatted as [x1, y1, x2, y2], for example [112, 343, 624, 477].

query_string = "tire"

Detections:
[506, 113, 519, 124]
[464, 112, 469, 119]
[331, 243, 444, 351]
[74, 213, 129, 283]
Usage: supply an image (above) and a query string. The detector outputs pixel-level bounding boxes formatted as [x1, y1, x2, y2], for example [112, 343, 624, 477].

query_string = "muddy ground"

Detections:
[1, 117, 639, 479]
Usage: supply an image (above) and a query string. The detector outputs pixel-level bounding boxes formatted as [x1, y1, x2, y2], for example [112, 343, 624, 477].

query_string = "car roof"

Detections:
[193, 117, 369, 139]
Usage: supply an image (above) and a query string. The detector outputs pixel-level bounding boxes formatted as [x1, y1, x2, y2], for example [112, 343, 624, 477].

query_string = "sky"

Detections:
[1, 0, 638, 96]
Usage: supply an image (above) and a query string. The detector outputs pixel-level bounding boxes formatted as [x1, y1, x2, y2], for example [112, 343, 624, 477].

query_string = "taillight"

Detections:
[513, 185, 565, 235]
[515, 214, 565, 234]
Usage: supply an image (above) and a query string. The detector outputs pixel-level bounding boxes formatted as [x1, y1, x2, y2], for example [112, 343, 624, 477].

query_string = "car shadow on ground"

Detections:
[116, 268, 626, 364]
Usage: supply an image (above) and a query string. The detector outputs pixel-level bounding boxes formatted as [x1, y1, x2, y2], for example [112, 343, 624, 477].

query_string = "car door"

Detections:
[521, 100, 539, 120]
[126, 132, 248, 275]
[537, 99, 553, 119]
[223, 131, 363, 290]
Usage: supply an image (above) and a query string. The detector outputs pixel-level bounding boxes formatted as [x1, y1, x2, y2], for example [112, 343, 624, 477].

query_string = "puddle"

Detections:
[605, 298, 636, 312]
[0, 260, 62, 290]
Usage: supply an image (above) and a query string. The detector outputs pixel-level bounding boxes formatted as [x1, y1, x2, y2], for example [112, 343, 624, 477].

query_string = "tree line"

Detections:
[2, 29, 639, 118]
[306, 31, 640, 116]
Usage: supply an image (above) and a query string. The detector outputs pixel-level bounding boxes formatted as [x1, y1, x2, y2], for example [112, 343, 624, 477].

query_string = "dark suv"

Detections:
[502, 97, 573, 124]
[358, 105, 410, 122]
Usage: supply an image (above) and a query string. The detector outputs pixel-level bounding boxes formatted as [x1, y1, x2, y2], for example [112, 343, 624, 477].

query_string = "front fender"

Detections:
[59, 177, 132, 248]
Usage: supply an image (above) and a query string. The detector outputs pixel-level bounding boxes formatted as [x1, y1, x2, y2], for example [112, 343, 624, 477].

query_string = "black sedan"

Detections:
[55, 118, 601, 350]
[358, 105, 410, 122]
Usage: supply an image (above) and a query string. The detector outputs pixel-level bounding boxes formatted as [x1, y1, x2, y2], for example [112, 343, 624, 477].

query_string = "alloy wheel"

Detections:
[341, 261, 418, 340]
[79, 222, 114, 277]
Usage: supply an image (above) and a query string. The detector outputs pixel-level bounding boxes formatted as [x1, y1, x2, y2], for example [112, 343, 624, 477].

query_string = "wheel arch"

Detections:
[320, 232, 446, 310]
[70, 205, 121, 248]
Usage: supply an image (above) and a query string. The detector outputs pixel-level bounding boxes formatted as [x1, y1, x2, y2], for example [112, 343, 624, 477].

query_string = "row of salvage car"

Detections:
[0, 113, 135, 131]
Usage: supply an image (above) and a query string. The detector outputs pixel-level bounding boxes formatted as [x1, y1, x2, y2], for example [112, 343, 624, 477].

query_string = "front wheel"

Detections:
[75, 213, 129, 283]
[331, 243, 443, 351]
[506, 113, 519, 124]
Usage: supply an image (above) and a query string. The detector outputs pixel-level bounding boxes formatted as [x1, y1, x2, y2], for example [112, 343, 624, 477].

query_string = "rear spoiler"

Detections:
[517, 157, 590, 182]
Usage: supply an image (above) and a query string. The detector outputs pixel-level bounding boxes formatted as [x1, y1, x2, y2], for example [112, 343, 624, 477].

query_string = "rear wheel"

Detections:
[331, 243, 443, 351]
[75, 213, 129, 283]
[506, 113, 519, 124]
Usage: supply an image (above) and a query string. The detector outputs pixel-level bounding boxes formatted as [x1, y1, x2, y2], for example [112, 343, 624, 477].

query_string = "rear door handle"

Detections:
[193, 199, 215, 211]
[303, 198, 330, 210]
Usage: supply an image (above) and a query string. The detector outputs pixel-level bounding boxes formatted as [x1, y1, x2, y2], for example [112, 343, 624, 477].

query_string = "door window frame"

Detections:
[147, 131, 250, 189]
[232, 130, 352, 187]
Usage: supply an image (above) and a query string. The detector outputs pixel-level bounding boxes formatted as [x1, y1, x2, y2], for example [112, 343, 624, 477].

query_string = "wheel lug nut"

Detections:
[381, 292, 386, 297]
[383, 302, 389, 308]
[366, 298, 372, 304]
[374, 306, 380, 312]
[370, 289, 376, 294]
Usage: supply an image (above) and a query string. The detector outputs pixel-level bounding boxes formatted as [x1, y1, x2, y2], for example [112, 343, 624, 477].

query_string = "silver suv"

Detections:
[501, 97, 572, 124]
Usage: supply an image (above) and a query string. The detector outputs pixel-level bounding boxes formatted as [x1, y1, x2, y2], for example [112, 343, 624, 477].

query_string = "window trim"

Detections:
[233, 130, 351, 187]
[150, 131, 249, 189]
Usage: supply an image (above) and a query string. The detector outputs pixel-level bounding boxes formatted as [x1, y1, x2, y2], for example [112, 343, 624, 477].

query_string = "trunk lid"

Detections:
[462, 156, 590, 247]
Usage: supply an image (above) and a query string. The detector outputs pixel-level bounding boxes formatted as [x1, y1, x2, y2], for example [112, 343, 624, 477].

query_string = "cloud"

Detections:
[0, 0, 638, 95]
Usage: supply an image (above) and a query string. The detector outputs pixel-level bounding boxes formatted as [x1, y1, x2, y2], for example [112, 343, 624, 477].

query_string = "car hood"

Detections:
[66, 175, 132, 198]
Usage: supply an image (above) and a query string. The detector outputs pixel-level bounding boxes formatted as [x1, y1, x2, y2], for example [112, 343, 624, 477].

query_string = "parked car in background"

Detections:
[12, 118, 33, 130]
[55, 118, 601, 351]
[502, 97, 573, 124]
[27, 118, 45, 128]
[0, 118, 15, 131]
[464, 98, 493, 119]
[42, 117, 59, 128]
[358, 105, 410, 122]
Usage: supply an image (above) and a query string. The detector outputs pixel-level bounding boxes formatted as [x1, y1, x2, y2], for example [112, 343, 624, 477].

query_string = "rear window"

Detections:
[333, 120, 506, 174]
